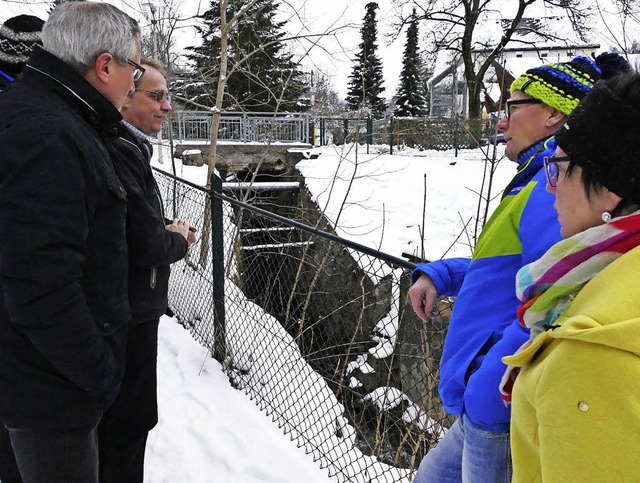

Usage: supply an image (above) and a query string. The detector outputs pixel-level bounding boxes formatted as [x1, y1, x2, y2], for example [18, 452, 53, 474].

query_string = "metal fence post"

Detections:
[454, 115, 459, 158]
[343, 118, 348, 143]
[210, 173, 226, 363]
[389, 115, 394, 155]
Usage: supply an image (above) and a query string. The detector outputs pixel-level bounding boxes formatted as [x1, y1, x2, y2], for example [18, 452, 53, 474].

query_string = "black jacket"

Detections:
[108, 125, 187, 324]
[0, 47, 130, 431]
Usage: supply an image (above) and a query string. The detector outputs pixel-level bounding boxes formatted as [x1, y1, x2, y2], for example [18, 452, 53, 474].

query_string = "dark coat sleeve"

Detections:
[111, 137, 188, 269]
[0, 123, 121, 402]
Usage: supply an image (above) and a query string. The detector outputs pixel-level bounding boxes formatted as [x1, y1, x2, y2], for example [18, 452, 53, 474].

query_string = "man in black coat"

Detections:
[0, 3, 143, 481]
[98, 58, 196, 483]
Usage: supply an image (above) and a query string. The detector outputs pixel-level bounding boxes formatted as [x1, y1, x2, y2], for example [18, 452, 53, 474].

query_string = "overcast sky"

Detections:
[0, 0, 404, 99]
[2, 0, 636, 100]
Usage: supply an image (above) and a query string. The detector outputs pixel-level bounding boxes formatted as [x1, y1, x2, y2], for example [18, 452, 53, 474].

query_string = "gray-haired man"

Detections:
[0, 3, 142, 481]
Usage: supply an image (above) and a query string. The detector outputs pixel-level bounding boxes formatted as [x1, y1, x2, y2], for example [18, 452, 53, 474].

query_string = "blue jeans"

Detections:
[7, 425, 99, 483]
[413, 413, 511, 483]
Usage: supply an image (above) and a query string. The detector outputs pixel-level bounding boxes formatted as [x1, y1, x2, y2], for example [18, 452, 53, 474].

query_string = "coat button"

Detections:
[577, 401, 589, 412]
[103, 322, 111, 331]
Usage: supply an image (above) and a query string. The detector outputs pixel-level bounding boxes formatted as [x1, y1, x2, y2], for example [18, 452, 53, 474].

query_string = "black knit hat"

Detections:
[555, 73, 640, 203]
[0, 15, 45, 80]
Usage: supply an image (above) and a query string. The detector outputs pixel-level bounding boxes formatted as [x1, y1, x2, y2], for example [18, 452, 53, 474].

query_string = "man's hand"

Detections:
[166, 219, 197, 248]
[186, 224, 197, 247]
[408, 274, 438, 322]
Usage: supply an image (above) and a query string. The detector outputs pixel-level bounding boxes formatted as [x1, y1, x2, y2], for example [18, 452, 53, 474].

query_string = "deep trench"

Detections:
[222, 166, 448, 468]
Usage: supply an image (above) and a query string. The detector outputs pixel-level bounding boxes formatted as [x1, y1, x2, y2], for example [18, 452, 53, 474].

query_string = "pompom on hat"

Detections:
[0, 15, 45, 80]
[555, 73, 640, 204]
[510, 53, 631, 116]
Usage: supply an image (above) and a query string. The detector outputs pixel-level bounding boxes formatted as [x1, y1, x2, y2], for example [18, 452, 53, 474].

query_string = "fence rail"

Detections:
[164, 110, 311, 144]
[163, 111, 501, 153]
[154, 168, 452, 482]
[316, 116, 500, 152]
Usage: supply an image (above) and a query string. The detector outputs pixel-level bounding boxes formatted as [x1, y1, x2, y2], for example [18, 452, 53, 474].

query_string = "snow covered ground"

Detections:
[145, 316, 332, 482]
[145, 143, 514, 482]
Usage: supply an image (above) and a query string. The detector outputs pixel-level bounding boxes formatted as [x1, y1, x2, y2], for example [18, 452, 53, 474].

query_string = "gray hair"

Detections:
[41, 1, 140, 74]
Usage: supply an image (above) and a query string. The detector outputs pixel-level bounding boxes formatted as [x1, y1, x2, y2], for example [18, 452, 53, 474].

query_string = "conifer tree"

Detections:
[394, 9, 427, 117]
[184, 0, 307, 112]
[345, 2, 386, 118]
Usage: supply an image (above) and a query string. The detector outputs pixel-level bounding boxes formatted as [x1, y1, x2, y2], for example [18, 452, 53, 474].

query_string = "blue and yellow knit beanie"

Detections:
[510, 56, 603, 116]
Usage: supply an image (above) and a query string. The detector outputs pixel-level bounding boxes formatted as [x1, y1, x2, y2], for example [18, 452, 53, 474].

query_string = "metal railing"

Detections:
[316, 116, 501, 153]
[154, 168, 453, 482]
[164, 111, 311, 144]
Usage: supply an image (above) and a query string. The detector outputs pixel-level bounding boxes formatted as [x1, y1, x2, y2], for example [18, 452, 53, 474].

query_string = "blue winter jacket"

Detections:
[412, 136, 562, 432]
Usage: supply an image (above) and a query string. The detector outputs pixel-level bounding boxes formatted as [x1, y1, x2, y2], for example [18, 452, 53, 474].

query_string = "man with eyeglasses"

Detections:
[98, 57, 196, 483]
[409, 53, 631, 483]
[0, 3, 143, 481]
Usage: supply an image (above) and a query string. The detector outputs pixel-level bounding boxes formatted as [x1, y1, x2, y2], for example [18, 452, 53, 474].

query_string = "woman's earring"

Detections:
[602, 211, 612, 223]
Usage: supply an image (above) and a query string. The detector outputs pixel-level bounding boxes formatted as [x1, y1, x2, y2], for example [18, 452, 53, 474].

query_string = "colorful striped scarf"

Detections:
[500, 210, 640, 403]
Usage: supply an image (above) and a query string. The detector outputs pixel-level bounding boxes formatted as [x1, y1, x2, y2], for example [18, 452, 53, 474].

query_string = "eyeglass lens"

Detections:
[503, 99, 543, 119]
[126, 59, 146, 82]
[547, 160, 559, 187]
[137, 88, 171, 104]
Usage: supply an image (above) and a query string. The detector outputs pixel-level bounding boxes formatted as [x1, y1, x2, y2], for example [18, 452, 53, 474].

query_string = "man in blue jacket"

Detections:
[409, 54, 630, 482]
[0, 3, 143, 481]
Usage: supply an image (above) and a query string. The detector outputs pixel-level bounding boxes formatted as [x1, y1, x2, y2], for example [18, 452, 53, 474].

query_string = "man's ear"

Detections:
[546, 107, 565, 130]
[92, 52, 113, 84]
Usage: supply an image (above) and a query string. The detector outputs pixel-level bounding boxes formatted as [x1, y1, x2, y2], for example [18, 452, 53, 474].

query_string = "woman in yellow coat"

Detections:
[500, 72, 640, 482]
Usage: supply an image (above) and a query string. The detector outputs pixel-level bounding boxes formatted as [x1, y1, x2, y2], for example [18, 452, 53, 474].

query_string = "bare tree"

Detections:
[309, 69, 347, 116]
[592, 0, 640, 55]
[134, 0, 205, 73]
[390, 0, 592, 142]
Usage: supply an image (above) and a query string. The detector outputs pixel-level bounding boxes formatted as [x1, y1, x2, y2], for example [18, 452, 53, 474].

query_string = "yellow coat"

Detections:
[503, 247, 640, 482]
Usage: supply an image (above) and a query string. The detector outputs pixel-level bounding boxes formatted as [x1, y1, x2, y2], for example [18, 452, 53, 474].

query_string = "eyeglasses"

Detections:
[126, 59, 146, 83]
[504, 98, 543, 120]
[136, 88, 171, 104]
[543, 155, 571, 187]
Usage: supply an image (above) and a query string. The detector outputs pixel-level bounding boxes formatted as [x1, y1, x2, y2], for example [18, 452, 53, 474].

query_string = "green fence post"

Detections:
[210, 173, 226, 363]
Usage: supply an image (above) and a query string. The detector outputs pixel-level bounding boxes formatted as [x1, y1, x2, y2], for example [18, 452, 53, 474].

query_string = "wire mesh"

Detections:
[154, 168, 453, 482]
[316, 115, 500, 151]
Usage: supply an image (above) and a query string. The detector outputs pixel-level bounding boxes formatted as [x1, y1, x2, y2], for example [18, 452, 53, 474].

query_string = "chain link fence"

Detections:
[316, 116, 501, 153]
[154, 168, 453, 482]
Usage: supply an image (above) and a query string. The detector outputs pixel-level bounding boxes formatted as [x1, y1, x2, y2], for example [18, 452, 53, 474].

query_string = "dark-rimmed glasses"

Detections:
[543, 155, 571, 187]
[504, 98, 543, 119]
[136, 88, 171, 104]
[126, 59, 146, 83]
